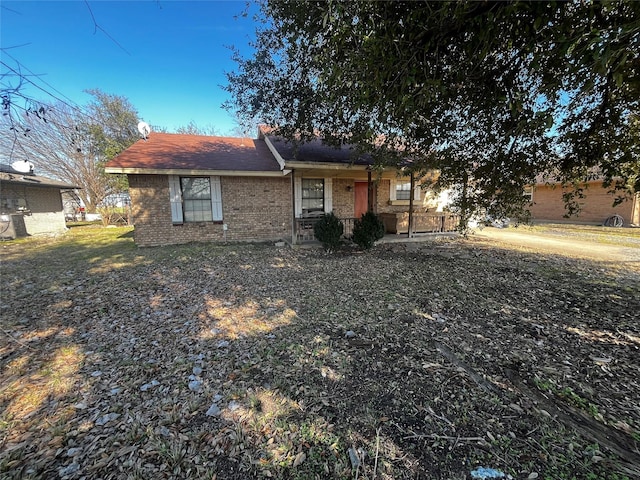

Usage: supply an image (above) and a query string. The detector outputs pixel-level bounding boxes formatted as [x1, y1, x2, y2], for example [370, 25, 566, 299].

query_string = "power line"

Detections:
[0, 59, 88, 119]
[2, 50, 84, 112]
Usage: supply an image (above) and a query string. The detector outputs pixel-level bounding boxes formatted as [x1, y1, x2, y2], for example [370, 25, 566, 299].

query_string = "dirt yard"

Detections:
[1, 226, 639, 479]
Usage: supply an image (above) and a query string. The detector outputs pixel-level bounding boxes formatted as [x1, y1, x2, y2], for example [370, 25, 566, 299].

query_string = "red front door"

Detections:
[354, 182, 368, 219]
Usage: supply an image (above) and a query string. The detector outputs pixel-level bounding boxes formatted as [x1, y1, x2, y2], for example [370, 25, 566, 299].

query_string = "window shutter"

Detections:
[390, 180, 397, 201]
[210, 176, 223, 221]
[168, 175, 183, 223]
[294, 176, 302, 218]
[324, 178, 333, 213]
[414, 184, 421, 201]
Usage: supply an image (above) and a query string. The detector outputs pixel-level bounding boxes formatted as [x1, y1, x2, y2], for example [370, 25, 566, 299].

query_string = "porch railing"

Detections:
[295, 216, 356, 243]
[409, 213, 460, 234]
[294, 214, 458, 243]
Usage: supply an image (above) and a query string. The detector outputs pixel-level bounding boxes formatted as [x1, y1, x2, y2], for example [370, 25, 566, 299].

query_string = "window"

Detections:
[294, 177, 332, 217]
[395, 182, 412, 200]
[0, 190, 29, 214]
[390, 179, 420, 202]
[302, 178, 324, 214]
[523, 186, 533, 203]
[169, 176, 222, 223]
[181, 177, 213, 222]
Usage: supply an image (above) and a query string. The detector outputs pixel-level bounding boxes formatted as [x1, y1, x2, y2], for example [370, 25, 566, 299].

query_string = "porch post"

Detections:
[408, 171, 415, 238]
[291, 169, 296, 245]
[367, 168, 374, 212]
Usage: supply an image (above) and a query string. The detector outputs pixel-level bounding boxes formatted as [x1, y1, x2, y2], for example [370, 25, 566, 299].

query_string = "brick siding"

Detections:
[529, 182, 638, 225]
[331, 178, 355, 219]
[128, 174, 292, 246]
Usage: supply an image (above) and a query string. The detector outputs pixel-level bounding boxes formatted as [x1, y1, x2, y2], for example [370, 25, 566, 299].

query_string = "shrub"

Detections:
[96, 206, 129, 226]
[313, 212, 344, 252]
[353, 211, 385, 250]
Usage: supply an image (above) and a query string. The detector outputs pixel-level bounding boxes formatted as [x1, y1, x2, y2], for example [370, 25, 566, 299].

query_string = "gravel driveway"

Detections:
[472, 226, 640, 268]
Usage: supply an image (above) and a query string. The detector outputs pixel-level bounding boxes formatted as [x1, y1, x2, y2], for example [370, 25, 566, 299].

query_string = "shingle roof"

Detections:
[264, 134, 374, 166]
[105, 133, 282, 173]
[0, 172, 79, 189]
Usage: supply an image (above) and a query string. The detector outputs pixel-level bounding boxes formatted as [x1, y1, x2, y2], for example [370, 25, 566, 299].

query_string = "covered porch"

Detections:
[288, 166, 457, 245]
[263, 128, 456, 246]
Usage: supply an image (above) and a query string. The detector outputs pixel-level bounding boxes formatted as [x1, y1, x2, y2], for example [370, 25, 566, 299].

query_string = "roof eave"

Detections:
[0, 177, 80, 189]
[104, 167, 287, 177]
[284, 161, 373, 171]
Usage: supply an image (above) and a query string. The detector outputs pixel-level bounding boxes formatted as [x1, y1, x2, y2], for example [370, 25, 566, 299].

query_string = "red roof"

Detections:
[105, 133, 282, 172]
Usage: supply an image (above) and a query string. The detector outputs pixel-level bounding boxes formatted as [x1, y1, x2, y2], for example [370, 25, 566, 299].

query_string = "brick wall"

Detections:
[377, 179, 392, 213]
[529, 182, 637, 225]
[222, 176, 292, 240]
[332, 178, 355, 218]
[128, 174, 292, 246]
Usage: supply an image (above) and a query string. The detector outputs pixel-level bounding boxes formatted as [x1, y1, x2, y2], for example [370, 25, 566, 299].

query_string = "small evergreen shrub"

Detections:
[353, 211, 385, 250]
[313, 212, 344, 252]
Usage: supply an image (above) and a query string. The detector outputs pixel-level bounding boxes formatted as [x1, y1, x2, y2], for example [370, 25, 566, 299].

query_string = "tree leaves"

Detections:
[225, 0, 639, 223]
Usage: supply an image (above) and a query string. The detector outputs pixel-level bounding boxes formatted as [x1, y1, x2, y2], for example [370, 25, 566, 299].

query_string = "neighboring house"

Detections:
[528, 178, 640, 227]
[99, 192, 131, 208]
[105, 129, 456, 247]
[62, 190, 85, 221]
[0, 163, 80, 239]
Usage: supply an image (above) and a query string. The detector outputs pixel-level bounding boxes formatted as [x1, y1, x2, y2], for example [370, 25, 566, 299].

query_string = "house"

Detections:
[528, 178, 640, 227]
[104, 129, 456, 247]
[0, 163, 80, 239]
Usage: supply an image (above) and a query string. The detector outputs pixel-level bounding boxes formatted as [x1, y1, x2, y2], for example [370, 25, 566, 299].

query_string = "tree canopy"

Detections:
[0, 89, 140, 212]
[225, 0, 639, 223]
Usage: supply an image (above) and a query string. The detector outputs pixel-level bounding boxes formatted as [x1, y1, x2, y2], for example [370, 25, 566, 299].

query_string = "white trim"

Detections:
[285, 161, 371, 171]
[168, 175, 183, 223]
[324, 177, 333, 213]
[210, 176, 223, 221]
[263, 135, 287, 171]
[294, 176, 302, 218]
[391, 179, 421, 201]
[523, 185, 534, 202]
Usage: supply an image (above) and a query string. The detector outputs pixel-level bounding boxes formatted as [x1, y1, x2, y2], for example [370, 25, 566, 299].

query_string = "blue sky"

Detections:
[1, 1, 258, 136]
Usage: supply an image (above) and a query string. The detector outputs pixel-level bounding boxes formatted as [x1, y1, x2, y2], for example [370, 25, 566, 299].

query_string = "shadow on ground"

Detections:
[1, 227, 639, 479]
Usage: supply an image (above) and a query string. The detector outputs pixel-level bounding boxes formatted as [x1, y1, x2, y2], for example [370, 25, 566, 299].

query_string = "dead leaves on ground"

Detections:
[1, 228, 639, 479]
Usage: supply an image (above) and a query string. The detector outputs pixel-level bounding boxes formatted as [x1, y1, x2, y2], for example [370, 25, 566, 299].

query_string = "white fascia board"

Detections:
[263, 136, 287, 171]
[285, 161, 371, 171]
[104, 167, 286, 177]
